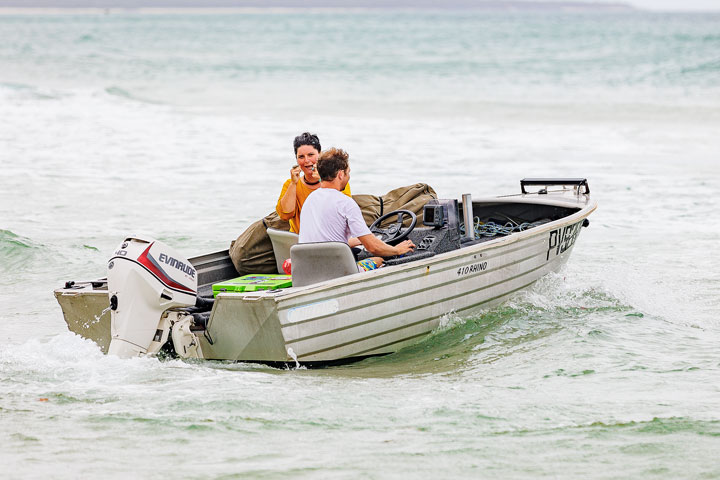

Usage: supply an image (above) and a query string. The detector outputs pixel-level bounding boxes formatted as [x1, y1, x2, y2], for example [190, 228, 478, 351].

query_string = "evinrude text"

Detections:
[158, 253, 196, 278]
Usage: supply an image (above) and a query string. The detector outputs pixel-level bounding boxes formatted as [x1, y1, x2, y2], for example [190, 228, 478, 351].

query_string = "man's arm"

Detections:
[357, 234, 415, 257]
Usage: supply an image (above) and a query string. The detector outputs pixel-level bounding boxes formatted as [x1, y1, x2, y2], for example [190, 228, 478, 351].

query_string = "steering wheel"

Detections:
[369, 210, 417, 245]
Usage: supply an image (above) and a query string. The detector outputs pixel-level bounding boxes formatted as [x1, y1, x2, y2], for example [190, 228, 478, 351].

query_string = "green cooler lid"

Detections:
[212, 274, 292, 297]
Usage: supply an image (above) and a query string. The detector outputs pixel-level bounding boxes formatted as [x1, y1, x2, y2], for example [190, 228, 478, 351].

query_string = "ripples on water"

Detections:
[1, 10, 720, 479]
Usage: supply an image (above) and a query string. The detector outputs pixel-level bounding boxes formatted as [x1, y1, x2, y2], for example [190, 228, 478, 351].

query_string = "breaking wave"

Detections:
[104, 86, 165, 105]
[0, 81, 63, 100]
[0, 229, 43, 275]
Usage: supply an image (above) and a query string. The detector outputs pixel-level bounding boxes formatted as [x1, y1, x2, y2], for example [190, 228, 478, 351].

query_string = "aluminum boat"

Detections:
[54, 178, 596, 365]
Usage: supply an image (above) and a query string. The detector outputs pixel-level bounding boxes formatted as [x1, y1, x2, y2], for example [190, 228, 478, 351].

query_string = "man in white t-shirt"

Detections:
[299, 148, 415, 268]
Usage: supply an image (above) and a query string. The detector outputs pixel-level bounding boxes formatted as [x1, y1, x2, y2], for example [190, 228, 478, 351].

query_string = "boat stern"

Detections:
[54, 281, 112, 353]
[200, 292, 290, 362]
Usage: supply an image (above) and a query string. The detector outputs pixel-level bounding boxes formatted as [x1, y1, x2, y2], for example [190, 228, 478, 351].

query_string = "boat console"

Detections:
[366, 195, 580, 267]
[380, 199, 462, 266]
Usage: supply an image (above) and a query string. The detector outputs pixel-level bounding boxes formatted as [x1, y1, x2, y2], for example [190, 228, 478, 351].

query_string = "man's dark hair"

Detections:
[293, 132, 321, 155]
[317, 148, 349, 181]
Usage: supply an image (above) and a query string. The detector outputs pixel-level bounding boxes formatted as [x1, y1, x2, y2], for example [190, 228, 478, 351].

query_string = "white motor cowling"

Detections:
[106, 236, 198, 358]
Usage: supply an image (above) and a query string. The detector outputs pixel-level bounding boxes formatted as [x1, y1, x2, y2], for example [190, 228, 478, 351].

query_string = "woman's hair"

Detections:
[293, 132, 321, 155]
[317, 148, 349, 181]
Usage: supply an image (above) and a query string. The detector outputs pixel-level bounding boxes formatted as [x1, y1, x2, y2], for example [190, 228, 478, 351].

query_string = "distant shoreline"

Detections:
[0, 7, 644, 16]
[5, 6, 720, 15]
[0, 1, 639, 14]
[0, 8, 307, 14]
[0, 3, 717, 14]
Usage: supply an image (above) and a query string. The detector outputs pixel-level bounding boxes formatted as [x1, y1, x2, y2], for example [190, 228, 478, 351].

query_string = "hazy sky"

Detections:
[600, 0, 720, 10]
[1, 0, 718, 11]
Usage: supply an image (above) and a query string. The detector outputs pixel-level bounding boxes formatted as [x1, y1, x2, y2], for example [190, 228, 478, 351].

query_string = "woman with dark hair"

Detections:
[276, 132, 351, 233]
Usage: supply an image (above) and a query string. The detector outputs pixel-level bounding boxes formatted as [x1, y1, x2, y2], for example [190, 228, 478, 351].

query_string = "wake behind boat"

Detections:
[54, 178, 596, 365]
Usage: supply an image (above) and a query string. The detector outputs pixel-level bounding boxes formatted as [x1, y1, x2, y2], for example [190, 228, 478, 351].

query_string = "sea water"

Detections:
[1, 10, 719, 479]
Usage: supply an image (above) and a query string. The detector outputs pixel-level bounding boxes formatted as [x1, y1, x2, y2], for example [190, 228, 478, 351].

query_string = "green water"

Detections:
[1, 10, 720, 479]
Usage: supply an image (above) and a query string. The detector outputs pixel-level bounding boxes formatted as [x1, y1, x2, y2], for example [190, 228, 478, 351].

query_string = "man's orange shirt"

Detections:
[276, 179, 352, 233]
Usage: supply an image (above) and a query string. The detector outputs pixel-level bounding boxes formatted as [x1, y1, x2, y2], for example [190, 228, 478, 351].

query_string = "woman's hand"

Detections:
[290, 165, 302, 184]
[304, 164, 320, 183]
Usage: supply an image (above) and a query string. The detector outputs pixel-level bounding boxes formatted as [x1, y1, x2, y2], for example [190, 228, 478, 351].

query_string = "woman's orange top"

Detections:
[276, 179, 352, 233]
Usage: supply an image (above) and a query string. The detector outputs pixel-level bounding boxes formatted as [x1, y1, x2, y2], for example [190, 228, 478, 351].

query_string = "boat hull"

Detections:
[54, 188, 596, 363]
[202, 214, 589, 362]
[55, 289, 112, 353]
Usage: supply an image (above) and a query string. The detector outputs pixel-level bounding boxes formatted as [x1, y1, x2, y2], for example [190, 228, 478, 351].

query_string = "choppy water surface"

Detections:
[1, 10, 719, 479]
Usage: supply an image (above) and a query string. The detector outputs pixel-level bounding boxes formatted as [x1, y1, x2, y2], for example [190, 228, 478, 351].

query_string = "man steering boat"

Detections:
[299, 147, 415, 270]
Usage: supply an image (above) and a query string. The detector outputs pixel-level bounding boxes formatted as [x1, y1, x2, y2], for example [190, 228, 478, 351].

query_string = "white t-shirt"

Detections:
[299, 188, 371, 244]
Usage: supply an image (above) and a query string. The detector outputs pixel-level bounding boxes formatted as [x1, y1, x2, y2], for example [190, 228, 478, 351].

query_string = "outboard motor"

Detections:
[106, 236, 197, 358]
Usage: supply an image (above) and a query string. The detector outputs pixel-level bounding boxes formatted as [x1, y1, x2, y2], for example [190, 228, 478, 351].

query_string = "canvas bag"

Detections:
[229, 211, 290, 275]
[353, 183, 437, 227]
